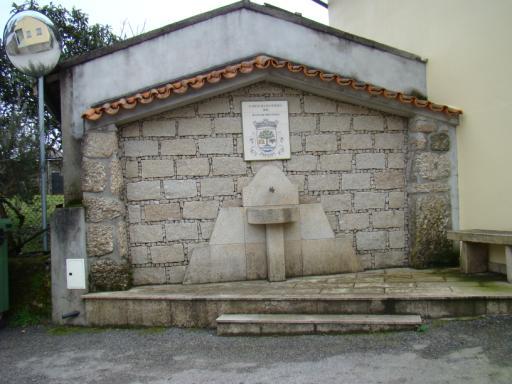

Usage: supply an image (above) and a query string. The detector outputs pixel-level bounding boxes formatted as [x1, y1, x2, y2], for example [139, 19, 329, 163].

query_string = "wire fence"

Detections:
[1, 195, 63, 256]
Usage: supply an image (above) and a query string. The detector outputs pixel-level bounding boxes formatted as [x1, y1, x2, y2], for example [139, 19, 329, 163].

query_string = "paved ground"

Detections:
[86, 267, 512, 301]
[1, 315, 511, 384]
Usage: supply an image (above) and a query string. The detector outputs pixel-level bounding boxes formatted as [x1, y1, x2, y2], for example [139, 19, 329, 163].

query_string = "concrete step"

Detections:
[216, 313, 422, 335]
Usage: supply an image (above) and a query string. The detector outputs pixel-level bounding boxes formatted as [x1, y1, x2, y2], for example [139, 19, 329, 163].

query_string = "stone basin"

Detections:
[246, 206, 299, 225]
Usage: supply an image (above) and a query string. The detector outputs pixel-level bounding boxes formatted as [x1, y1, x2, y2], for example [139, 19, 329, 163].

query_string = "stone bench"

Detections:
[447, 229, 512, 283]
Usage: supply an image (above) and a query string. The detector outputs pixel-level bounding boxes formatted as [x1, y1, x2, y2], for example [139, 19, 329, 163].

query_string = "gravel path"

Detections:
[1, 315, 511, 384]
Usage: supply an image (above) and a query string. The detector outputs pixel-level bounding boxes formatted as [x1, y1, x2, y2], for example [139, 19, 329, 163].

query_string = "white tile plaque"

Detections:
[242, 100, 290, 161]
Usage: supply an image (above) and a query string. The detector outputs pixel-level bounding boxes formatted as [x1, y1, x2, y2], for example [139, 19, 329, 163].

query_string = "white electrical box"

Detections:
[66, 259, 86, 289]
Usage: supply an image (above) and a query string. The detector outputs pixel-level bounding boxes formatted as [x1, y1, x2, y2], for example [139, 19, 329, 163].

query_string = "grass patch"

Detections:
[47, 326, 106, 336]
[6, 255, 51, 327]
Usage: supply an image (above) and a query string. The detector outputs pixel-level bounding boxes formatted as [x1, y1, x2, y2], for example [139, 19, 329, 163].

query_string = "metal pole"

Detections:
[38, 76, 48, 252]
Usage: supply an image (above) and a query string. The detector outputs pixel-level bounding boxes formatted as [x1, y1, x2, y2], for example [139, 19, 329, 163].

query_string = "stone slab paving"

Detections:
[84, 268, 512, 301]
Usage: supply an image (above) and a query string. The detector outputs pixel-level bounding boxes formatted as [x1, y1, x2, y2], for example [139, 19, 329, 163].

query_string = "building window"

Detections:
[36, 27, 42, 36]
[26, 29, 32, 38]
[15, 28, 24, 44]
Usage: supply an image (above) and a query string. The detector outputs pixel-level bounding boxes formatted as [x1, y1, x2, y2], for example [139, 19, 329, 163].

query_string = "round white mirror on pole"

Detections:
[3, 10, 62, 252]
[3, 10, 61, 77]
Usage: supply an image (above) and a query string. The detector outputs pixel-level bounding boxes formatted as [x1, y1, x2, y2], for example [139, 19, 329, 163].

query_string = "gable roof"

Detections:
[57, 1, 423, 71]
[82, 55, 462, 122]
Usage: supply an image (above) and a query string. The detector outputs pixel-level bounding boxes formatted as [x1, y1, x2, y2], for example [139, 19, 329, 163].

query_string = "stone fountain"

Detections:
[183, 166, 361, 284]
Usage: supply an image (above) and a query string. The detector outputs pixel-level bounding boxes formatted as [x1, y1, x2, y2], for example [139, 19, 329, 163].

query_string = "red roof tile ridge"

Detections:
[82, 55, 463, 121]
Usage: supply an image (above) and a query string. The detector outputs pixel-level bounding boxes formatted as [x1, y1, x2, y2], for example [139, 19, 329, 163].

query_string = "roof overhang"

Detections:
[49, 1, 436, 138]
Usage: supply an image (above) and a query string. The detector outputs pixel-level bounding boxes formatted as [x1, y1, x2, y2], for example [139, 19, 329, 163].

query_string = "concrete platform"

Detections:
[83, 268, 512, 327]
[216, 314, 422, 335]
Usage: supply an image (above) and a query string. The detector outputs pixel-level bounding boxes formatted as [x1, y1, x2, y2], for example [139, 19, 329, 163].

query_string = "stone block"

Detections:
[374, 170, 405, 189]
[198, 97, 230, 114]
[141, 160, 174, 178]
[288, 175, 305, 192]
[340, 134, 372, 149]
[125, 160, 139, 178]
[410, 117, 437, 132]
[375, 133, 404, 149]
[83, 195, 124, 223]
[133, 267, 167, 285]
[183, 200, 219, 219]
[299, 204, 334, 240]
[130, 246, 148, 264]
[128, 205, 141, 223]
[409, 132, 428, 150]
[319, 115, 351, 132]
[210, 207, 245, 244]
[388, 153, 405, 169]
[246, 242, 268, 280]
[160, 139, 197, 155]
[178, 118, 212, 136]
[248, 82, 283, 95]
[327, 214, 338, 231]
[164, 105, 196, 118]
[302, 238, 358, 275]
[286, 155, 317, 171]
[198, 138, 233, 154]
[356, 231, 387, 250]
[290, 135, 303, 153]
[415, 153, 451, 180]
[83, 131, 117, 158]
[144, 203, 181, 221]
[176, 158, 210, 176]
[353, 116, 384, 131]
[89, 259, 130, 292]
[289, 116, 316, 133]
[356, 153, 385, 169]
[82, 160, 106, 192]
[110, 158, 123, 196]
[430, 132, 450, 152]
[87, 223, 114, 257]
[374, 250, 407, 268]
[129, 224, 164, 243]
[388, 192, 405, 209]
[319, 154, 352, 171]
[167, 265, 187, 284]
[120, 122, 140, 137]
[214, 117, 242, 134]
[386, 116, 405, 131]
[305, 134, 337, 152]
[320, 194, 351, 211]
[200, 221, 215, 240]
[151, 244, 185, 264]
[212, 157, 246, 175]
[142, 120, 176, 137]
[236, 176, 252, 193]
[304, 95, 337, 113]
[342, 173, 371, 190]
[123, 140, 159, 157]
[354, 192, 386, 209]
[251, 160, 283, 174]
[308, 174, 339, 191]
[222, 198, 242, 207]
[126, 181, 161, 201]
[283, 96, 301, 113]
[165, 222, 198, 241]
[373, 211, 405, 228]
[339, 213, 369, 230]
[389, 231, 406, 248]
[117, 221, 128, 258]
[163, 179, 197, 199]
[200, 177, 234, 196]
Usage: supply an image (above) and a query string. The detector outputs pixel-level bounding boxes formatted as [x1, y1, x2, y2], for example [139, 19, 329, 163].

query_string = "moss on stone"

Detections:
[89, 259, 132, 292]
[411, 195, 457, 268]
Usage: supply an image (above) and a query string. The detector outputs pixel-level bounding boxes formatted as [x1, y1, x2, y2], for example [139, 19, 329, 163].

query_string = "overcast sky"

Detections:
[1, 0, 328, 38]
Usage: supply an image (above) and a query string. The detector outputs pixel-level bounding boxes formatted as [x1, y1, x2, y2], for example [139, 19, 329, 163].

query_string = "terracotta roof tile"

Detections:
[82, 55, 462, 121]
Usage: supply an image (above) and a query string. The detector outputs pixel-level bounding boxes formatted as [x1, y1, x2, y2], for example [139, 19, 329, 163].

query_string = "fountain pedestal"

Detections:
[247, 206, 299, 281]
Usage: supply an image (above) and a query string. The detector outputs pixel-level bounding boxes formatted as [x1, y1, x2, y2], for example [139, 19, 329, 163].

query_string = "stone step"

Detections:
[216, 313, 422, 335]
